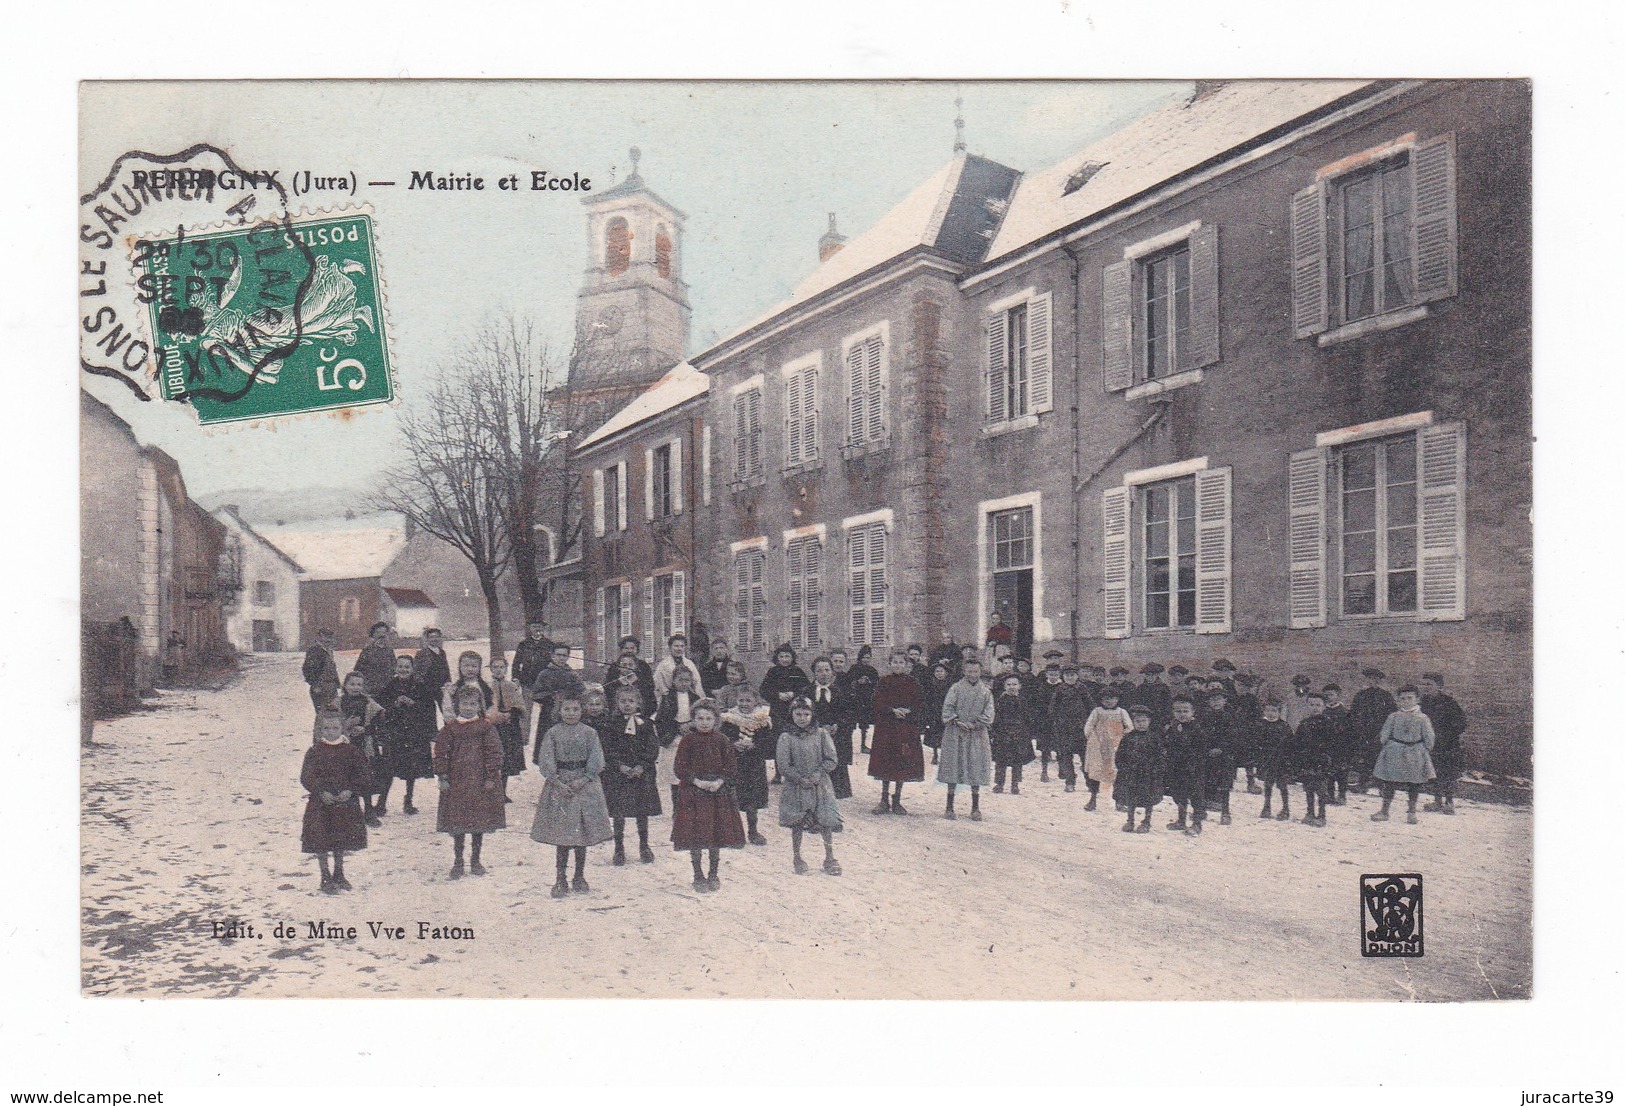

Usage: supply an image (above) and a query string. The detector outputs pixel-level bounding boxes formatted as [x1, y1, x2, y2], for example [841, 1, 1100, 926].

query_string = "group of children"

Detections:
[299, 627, 1470, 894]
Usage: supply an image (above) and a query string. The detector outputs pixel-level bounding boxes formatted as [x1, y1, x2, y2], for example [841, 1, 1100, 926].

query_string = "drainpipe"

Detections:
[1066, 245, 1083, 663]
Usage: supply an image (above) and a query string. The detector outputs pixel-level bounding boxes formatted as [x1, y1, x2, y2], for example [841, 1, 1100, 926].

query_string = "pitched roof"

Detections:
[212, 505, 306, 573]
[699, 152, 1020, 360]
[261, 515, 406, 581]
[383, 587, 437, 609]
[984, 80, 1374, 263]
[578, 361, 709, 450]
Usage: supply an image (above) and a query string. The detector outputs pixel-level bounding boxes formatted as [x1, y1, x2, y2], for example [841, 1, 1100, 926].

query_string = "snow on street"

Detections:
[81, 652, 1531, 1000]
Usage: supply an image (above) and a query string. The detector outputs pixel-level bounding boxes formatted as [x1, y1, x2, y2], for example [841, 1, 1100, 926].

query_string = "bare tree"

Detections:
[371, 366, 513, 654]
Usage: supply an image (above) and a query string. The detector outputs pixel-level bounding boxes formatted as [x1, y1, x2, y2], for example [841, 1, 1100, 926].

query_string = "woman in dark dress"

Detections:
[840, 644, 881, 756]
[868, 651, 926, 814]
[758, 644, 812, 784]
[808, 656, 852, 799]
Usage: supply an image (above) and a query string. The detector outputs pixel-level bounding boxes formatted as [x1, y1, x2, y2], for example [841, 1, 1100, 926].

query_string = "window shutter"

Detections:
[673, 571, 687, 638]
[642, 576, 657, 659]
[701, 426, 712, 506]
[1101, 260, 1133, 392]
[643, 449, 654, 521]
[869, 525, 887, 644]
[806, 537, 822, 646]
[1417, 422, 1466, 621]
[867, 335, 886, 440]
[592, 468, 606, 537]
[985, 312, 1008, 423]
[1410, 134, 1459, 304]
[1288, 447, 1328, 628]
[804, 369, 819, 460]
[1188, 224, 1221, 369]
[1102, 486, 1131, 639]
[748, 389, 763, 477]
[595, 588, 607, 658]
[1290, 184, 1329, 338]
[670, 437, 684, 514]
[786, 372, 804, 465]
[1028, 292, 1054, 414]
[750, 551, 766, 652]
[846, 343, 865, 446]
[849, 531, 867, 643]
[615, 464, 628, 530]
[734, 555, 750, 651]
[787, 539, 805, 647]
[618, 583, 632, 642]
[1194, 466, 1232, 634]
[733, 395, 748, 480]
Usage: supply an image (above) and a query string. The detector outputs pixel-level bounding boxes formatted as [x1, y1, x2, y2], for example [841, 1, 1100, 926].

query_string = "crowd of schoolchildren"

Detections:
[295, 617, 1470, 897]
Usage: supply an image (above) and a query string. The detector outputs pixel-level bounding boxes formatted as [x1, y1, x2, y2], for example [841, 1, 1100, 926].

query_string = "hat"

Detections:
[1141, 662, 1165, 675]
[1109, 666, 1130, 677]
[1360, 667, 1386, 680]
[1128, 704, 1153, 717]
[1167, 664, 1190, 677]
[1043, 648, 1065, 659]
[1212, 658, 1237, 673]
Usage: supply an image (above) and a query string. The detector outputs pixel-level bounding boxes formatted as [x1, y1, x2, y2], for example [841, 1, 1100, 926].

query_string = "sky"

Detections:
[80, 80, 1188, 497]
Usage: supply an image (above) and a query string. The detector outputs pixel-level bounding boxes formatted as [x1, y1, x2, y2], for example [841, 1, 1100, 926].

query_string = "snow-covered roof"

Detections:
[212, 505, 305, 573]
[984, 80, 1373, 263]
[700, 152, 1020, 360]
[579, 362, 709, 450]
[262, 519, 406, 581]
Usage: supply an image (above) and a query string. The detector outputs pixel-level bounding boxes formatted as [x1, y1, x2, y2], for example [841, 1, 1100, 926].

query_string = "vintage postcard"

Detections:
[78, 78, 1531, 1000]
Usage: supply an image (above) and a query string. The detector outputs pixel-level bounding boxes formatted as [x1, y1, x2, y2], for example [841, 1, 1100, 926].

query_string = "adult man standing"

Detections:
[302, 628, 340, 712]
[1419, 673, 1469, 815]
[511, 618, 555, 695]
[1349, 667, 1398, 794]
[352, 621, 398, 697]
[699, 637, 733, 696]
[413, 628, 453, 723]
[530, 642, 585, 762]
[653, 633, 704, 700]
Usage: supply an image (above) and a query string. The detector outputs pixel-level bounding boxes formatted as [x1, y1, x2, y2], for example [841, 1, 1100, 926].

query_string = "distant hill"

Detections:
[196, 486, 376, 527]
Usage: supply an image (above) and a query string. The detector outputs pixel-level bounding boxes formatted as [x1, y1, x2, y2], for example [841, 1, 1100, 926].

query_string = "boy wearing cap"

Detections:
[1084, 688, 1132, 810]
[1350, 669, 1398, 794]
[1290, 691, 1335, 827]
[1031, 653, 1068, 783]
[1199, 687, 1238, 825]
[1284, 675, 1316, 733]
[1232, 673, 1265, 793]
[1114, 704, 1163, 833]
[1052, 664, 1093, 793]
[1255, 699, 1295, 820]
[1419, 674, 1468, 815]
[1162, 696, 1209, 835]
[1107, 666, 1133, 702]
[1211, 659, 1238, 698]
[1321, 683, 1354, 805]
[1127, 663, 1171, 730]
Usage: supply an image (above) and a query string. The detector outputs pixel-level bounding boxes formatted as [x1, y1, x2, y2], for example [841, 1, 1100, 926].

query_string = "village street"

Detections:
[81, 650, 1531, 1001]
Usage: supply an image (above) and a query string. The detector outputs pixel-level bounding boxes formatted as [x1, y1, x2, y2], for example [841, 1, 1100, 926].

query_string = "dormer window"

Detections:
[605, 217, 632, 277]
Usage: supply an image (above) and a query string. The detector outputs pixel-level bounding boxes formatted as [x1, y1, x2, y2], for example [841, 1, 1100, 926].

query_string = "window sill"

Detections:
[780, 458, 825, 479]
[840, 437, 892, 461]
[728, 474, 767, 494]
[1316, 304, 1430, 347]
[1125, 368, 1205, 401]
[981, 413, 1040, 440]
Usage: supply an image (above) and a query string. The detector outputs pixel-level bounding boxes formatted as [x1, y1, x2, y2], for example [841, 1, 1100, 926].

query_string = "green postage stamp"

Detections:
[135, 211, 394, 425]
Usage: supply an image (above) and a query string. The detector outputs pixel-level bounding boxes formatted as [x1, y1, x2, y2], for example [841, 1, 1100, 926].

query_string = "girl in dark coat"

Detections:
[808, 656, 852, 799]
[338, 672, 387, 827]
[758, 644, 812, 783]
[654, 664, 700, 747]
[990, 674, 1036, 794]
[721, 685, 773, 845]
[921, 662, 952, 764]
[301, 713, 370, 893]
[868, 651, 926, 814]
[378, 654, 435, 815]
[599, 684, 663, 864]
[839, 645, 881, 756]
[1113, 705, 1163, 832]
[610, 654, 658, 719]
[435, 685, 506, 880]
[670, 701, 746, 893]
[488, 655, 528, 795]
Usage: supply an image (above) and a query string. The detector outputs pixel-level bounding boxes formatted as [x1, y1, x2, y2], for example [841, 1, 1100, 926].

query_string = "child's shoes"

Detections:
[639, 844, 656, 863]
[794, 857, 810, 874]
[469, 861, 487, 876]
[612, 846, 626, 866]
[1219, 812, 1232, 826]
[551, 878, 570, 898]
[1275, 809, 1291, 821]
[448, 860, 465, 880]
[892, 802, 909, 816]
[572, 876, 590, 893]
[823, 858, 842, 877]
[333, 874, 353, 891]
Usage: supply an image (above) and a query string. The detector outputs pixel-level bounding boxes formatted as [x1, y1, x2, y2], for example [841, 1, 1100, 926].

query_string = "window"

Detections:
[784, 360, 819, 468]
[655, 226, 672, 279]
[988, 506, 1036, 653]
[786, 535, 823, 650]
[339, 597, 360, 624]
[1289, 421, 1464, 628]
[843, 324, 888, 449]
[592, 462, 628, 536]
[1291, 135, 1458, 339]
[1142, 479, 1197, 630]
[604, 217, 631, 277]
[847, 523, 888, 645]
[598, 582, 632, 658]
[1103, 225, 1219, 392]
[733, 549, 767, 652]
[652, 443, 674, 518]
[253, 580, 275, 606]
[1103, 466, 1232, 638]
[732, 387, 764, 483]
[651, 571, 686, 645]
[984, 291, 1053, 424]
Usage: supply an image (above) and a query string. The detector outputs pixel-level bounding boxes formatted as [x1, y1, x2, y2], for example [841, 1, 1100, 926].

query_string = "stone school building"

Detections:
[570, 80, 1532, 774]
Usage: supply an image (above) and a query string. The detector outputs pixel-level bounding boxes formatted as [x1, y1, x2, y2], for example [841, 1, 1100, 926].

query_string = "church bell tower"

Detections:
[570, 147, 691, 413]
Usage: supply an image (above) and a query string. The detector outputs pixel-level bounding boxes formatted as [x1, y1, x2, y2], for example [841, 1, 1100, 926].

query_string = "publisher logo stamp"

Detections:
[1361, 873, 1424, 957]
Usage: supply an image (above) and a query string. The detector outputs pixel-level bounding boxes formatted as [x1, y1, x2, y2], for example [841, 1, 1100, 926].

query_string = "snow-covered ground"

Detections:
[81, 651, 1531, 1000]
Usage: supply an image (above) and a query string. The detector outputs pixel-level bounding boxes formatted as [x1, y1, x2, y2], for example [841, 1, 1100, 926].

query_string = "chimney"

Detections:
[818, 213, 846, 263]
